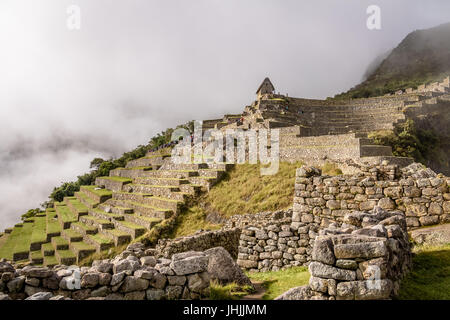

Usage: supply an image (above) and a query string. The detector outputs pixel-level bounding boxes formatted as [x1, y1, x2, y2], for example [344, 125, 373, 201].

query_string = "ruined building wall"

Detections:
[236, 163, 448, 272]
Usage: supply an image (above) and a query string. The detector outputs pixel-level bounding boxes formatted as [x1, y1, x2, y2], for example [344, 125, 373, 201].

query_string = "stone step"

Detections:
[127, 154, 171, 168]
[41, 243, 55, 257]
[99, 229, 132, 247]
[133, 177, 190, 186]
[79, 186, 112, 204]
[55, 204, 78, 229]
[61, 229, 84, 244]
[113, 220, 146, 239]
[79, 215, 115, 231]
[29, 251, 44, 265]
[70, 222, 98, 236]
[141, 170, 200, 179]
[159, 162, 209, 170]
[69, 242, 97, 264]
[51, 236, 69, 250]
[123, 214, 162, 230]
[107, 199, 173, 220]
[75, 191, 99, 209]
[90, 207, 126, 221]
[95, 176, 132, 192]
[187, 176, 219, 190]
[109, 167, 154, 179]
[197, 169, 225, 179]
[65, 197, 89, 219]
[84, 233, 115, 252]
[55, 249, 77, 265]
[122, 184, 184, 200]
[112, 192, 182, 212]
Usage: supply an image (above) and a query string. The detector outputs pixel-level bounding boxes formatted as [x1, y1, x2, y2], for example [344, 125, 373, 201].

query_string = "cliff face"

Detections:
[336, 22, 450, 99]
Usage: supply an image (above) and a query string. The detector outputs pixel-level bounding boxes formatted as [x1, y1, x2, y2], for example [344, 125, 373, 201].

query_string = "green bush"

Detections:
[369, 119, 438, 164]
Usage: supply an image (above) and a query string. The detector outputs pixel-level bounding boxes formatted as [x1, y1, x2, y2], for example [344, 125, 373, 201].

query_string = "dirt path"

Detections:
[241, 282, 266, 300]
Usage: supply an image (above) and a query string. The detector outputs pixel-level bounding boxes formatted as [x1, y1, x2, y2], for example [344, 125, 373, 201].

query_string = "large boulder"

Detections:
[204, 247, 253, 287]
[169, 251, 209, 275]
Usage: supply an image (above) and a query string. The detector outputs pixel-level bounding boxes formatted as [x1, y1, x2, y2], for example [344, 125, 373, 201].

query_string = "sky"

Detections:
[1, 0, 450, 230]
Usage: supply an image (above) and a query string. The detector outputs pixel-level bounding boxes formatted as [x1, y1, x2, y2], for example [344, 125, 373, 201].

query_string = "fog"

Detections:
[1, 0, 450, 229]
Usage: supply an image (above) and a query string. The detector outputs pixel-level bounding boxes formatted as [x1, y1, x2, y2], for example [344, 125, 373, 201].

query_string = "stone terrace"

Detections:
[0, 150, 232, 267]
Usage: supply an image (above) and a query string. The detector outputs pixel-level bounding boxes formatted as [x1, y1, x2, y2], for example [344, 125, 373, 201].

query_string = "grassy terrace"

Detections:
[56, 205, 77, 223]
[125, 200, 172, 212]
[98, 176, 133, 183]
[88, 233, 114, 244]
[41, 243, 55, 255]
[67, 198, 89, 213]
[76, 191, 98, 207]
[30, 216, 47, 246]
[81, 185, 113, 198]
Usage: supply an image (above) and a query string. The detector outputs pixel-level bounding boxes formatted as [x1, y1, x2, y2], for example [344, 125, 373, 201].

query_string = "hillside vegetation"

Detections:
[335, 22, 450, 99]
[170, 161, 305, 238]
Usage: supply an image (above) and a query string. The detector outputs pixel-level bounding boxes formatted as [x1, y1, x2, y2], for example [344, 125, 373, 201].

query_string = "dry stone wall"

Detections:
[155, 228, 241, 259]
[236, 162, 448, 273]
[0, 243, 211, 300]
[275, 207, 412, 300]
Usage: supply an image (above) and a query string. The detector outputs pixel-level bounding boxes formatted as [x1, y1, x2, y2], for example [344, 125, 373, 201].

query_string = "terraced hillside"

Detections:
[0, 151, 230, 267]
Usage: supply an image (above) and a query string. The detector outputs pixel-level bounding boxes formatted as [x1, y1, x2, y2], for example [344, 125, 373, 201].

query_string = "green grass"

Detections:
[88, 233, 114, 245]
[46, 213, 62, 235]
[70, 241, 96, 251]
[98, 176, 133, 183]
[56, 205, 77, 223]
[209, 281, 254, 300]
[30, 217, 47, 245]
[11, 222, 33, 256]
[204, 162, 303, 217]
[51, 236, 68, 247]
[67, 198, 89, 213]
[30, 250, 43, 260]
[321, 162, 343, 176]
[56, 249, 76, 259]
[247, 266, 310, 300]
[81, 185, 113, 197]
[44, 255, 58, 267]
[171, 206, 222, 238]
[397, 243, 450, 300]
[41, 243, 55, 255]
[75, 191, 97, 206]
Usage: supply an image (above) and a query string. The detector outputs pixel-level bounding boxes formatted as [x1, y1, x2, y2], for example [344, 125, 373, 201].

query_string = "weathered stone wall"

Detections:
[236, 162, 448, 272]
[0, 243, 210, 300]
[275, 207, 412, 300]
[155, 228, 241, 259]
[293, 163, 449, 230]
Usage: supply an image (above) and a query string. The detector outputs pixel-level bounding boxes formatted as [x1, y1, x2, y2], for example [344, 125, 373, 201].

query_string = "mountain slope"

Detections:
[336, 22, 450, 99]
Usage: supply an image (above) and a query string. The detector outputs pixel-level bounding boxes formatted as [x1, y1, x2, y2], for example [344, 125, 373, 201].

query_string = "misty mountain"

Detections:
[337, 22, 450, 98]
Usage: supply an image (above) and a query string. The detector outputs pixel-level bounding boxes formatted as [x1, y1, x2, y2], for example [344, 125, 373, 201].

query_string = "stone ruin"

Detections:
[275, 207, 411, 300]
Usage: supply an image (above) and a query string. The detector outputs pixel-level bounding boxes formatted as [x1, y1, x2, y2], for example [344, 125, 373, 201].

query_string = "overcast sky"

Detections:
[1, 0, 450, 229]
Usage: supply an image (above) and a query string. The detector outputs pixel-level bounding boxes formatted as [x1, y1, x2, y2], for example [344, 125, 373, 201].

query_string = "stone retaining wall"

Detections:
[236, 162, 448, 272]
[275, 207, 412, 300]
[155, 228, 241, 259]
[0, 243, 211, 300]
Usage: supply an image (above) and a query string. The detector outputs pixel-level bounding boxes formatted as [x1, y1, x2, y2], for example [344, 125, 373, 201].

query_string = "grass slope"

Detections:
[398, 243, 450, 300]
[170, 162, 303, 237]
